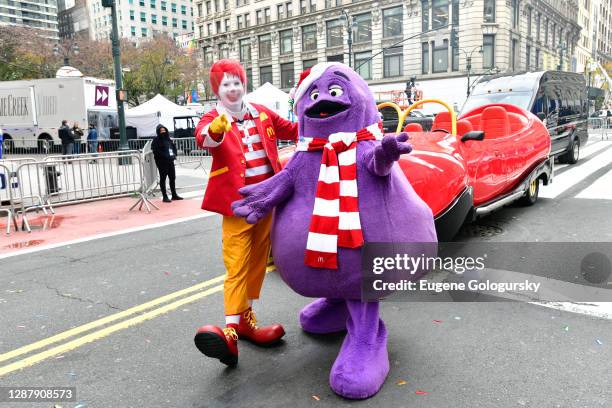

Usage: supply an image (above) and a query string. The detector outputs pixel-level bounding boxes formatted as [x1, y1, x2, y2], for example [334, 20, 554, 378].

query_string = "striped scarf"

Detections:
[295, 122, 383, 269]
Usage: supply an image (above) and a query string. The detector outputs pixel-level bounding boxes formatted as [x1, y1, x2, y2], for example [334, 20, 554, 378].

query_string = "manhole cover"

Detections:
[458, 223, 504, 238]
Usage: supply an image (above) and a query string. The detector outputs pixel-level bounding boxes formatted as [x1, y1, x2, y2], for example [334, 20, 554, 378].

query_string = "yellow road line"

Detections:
[0, 274, 225, 364]
[0, 285, 224, 377]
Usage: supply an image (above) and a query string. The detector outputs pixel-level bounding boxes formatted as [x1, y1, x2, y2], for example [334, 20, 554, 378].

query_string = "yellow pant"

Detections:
[222, 213, 273, 315]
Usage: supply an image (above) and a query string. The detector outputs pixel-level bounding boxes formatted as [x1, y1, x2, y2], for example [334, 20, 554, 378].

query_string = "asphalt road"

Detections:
[0, 139, 611, 408]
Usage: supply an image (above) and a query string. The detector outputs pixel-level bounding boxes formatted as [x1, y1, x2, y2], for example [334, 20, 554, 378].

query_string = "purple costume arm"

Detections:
[231, 169, 295, 224]
[365, 132, 412, 177]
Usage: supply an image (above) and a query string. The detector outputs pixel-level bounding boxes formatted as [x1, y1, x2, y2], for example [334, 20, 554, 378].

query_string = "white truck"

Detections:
[0, 77, 117, 152]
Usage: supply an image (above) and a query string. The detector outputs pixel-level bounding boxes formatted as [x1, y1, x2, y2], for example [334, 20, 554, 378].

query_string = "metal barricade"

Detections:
[129, 142, 160, 213]
[0, 162, 19, 234]
[15, 150, 154, 232]
[0, 138, 62, 158]
[588, 118, 609, 140]
[172, 137, 210, 169]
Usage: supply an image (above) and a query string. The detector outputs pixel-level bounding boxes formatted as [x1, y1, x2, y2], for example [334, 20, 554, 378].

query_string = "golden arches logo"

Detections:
[377, 99, 457, 135]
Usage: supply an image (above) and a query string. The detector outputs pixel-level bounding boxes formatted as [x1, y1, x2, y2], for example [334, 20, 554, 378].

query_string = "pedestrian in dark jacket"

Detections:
[58, 120, 75, 157]
[151, 124, 182, 202]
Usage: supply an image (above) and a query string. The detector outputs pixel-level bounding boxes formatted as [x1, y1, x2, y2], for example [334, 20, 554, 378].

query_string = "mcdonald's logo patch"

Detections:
[259, 112, 269, 121]
[266, 127, 275, 138]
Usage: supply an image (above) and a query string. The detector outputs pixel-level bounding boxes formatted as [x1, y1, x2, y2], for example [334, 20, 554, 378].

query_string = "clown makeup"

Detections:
[218, 73, 245, 113]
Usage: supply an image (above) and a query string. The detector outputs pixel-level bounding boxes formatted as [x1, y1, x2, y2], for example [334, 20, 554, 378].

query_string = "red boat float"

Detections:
[280, 99, 553, 240]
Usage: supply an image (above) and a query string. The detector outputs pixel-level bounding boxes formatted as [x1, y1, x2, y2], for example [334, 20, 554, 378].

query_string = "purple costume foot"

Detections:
[232, 62, 437, 399]
[300, 298, 348, 334]
[330, 301, 389, 399]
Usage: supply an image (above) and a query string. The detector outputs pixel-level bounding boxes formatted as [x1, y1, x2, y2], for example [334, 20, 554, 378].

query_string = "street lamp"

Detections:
[459, 46, 483, 97]
[102, 0, 128, 159]
[53, 42, 79, 66]
[340, 10, 355, 68]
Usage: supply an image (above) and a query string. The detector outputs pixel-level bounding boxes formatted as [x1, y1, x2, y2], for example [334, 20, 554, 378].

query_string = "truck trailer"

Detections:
[0, 77, 117, 152]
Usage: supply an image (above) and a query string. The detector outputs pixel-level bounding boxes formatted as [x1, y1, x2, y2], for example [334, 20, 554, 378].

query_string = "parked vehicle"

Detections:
[0, 77, 117, 152]
[462, 71, 588, 164]
[379, 104, 434, 132]
[279, 102, 552, 240]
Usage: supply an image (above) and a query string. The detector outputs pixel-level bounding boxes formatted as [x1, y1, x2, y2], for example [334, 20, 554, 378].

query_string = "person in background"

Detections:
[151, 124, 183, 203]
[72, 122, 84, 154]
[87, 124, 98, 154]
[58, 120, 75, 157]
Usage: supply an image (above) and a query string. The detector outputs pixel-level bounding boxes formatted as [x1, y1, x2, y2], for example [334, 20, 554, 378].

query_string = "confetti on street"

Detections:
[433, 320, 442, 324]
[595, 339, 603, 345]
[396, 379, 407, 386]
[311, 395, 320, 401]
[415, 390, 428, 395]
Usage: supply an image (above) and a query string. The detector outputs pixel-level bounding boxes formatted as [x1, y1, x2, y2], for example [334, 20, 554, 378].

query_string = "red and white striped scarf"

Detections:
[295, 122, 383, 269]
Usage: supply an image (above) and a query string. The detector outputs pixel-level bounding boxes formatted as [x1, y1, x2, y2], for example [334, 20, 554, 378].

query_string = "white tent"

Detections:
[125, 94, 198, 137]
[245, 82, 292, 120]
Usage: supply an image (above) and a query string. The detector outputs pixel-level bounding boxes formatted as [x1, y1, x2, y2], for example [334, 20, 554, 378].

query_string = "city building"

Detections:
[0, 0, 59, 39]
[194, 0, 582, 108]
[575, 0, 595, 73]
[58, 0, 91, 39]
[63, 0, 196, 42]
[594, 0, 611, 64]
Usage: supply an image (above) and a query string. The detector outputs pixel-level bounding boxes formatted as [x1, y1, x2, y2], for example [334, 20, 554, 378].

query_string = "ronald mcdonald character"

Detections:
[232, 62, 437, 399]
[193, 59, 298, 366]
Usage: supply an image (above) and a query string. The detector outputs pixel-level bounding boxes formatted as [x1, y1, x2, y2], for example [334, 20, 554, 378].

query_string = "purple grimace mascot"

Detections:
[232, 62, 437, 399]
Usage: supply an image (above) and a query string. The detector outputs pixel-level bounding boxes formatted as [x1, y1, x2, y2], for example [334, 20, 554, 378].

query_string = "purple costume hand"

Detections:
[368, 132, 412, 176]
[231, 170, 294, 224]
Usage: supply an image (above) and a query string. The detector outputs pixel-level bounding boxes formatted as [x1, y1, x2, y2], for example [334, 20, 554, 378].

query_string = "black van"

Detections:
[462, 71, 588, 164]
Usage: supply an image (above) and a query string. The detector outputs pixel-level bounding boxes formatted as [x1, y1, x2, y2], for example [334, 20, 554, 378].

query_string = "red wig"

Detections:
[209, 59, 247, 96]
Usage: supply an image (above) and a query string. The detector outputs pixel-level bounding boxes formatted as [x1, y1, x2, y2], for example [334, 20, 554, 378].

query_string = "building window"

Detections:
[224, 0, 229, 9]
[354, 51, 371, 79]
[216, 20, 221, 32]
[452, 39, 459, 71]
[286, 1, 292, 16]
[256, 10, 262, 24]
[182, 20, 187, 29]
[163, 16, 168, 25]
[239, 38, 251, 62]
[225, 19, 230, 31]
[173, 17, 177, 27]
[452, 0, 458, 26]
[325, 0, 341, 7]
[536, 13, 540, 41]
[150, 0, 155, 7]
[259, 34, 272, 58]
[207, 23, 212, 35]
[326, 19, 343, 47]
[260, 65, 273, 85]
[327, 55, 344, 63]
[281, 62, 294, 88]
[535, 48, 540, 69]
[526, 44, 531, 70]
[171, 2, 176, 12]
[526, 7, 531, 37]
[303, 59, 317, 70]
[237, 15, 243, 29]
[483, 0, 494, 23]
[383, 6, 402, 38]
[544, 18, 548, 46]
[552, 23, 556, 45]
[214, 0, 219, 12]
[139, 0, 144, 6]
[277, 4, 284, 19]
[422, 0, 429, 31]
[280, 29, 292, 54]
[511, 38, 518, 71]
[130, 10, 134, 20]
[140, 11, 146, 22]
[264, 7, 271, 22]
[219, 43, 229, 59]
[353, 13, 371, 43]
[244, 13, 250, 27]
[205, 0, 211, 13]
[141, 27, 147, 36]
[511, 0, 519, 29]
[432, 0, 449, 29]
[131, 26, 136, 36]
[181, 5, 186, 14]
[300, 0, 306, 14]
[432, 39, 448, 73]
[383, 46, 403, 77]
[482, 34, 495, 68]
[302, 24, 317, 51]
[421, 42, 429, 74]
[151, 14, 157, 23]
[196, 2, 201, 15]
[246, 68, 253, 92]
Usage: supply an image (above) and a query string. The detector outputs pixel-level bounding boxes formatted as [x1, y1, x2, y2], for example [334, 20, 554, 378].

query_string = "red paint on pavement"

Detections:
[0, 195, 207, 255]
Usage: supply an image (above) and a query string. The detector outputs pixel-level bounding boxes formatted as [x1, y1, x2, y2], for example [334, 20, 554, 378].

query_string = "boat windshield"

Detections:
[461, 92, 533, 115]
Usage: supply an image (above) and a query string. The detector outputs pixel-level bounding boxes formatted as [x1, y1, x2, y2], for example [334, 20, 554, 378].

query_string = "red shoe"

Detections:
[194, 324, 238, 366]
[236, 308, 285, 346]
